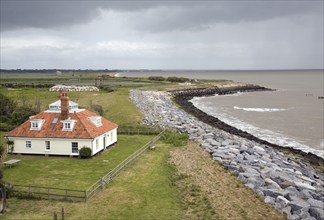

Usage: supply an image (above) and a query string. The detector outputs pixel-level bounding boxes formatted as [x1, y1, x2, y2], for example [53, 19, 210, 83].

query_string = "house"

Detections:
[5, 92, 118, 157]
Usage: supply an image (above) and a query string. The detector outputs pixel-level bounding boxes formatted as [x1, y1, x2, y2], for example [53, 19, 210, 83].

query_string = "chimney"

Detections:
[60, 92, 70, 120]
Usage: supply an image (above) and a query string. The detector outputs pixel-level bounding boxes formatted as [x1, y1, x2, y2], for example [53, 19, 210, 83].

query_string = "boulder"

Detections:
[295, 181, 316, 191]
[284, 186, 300, 197]
[221, 139, 233, 146]
[289, 214, 301, 220]
[276, 195, 290, 207]
[201, 143, 211, 149]
[253, 146, 266, 155]
[210, 140, 221, 146]
[265, 178, 282, 189]
[229, 148, 240, 155]
[265, 196, 275, 205]
[240, 145, 249, 152]
[309, 207, 324, 220]
[213, 157, 223, 163]
[307, 198, 324, 209]
[289, 199, 310, 212]
[263, 188, 285, 198]
[246, 177, 265, 189]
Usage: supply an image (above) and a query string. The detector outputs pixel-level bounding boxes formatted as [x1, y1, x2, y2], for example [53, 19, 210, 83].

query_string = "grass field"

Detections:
[3, 135, 153, 189]
[2, 142, 185, 220]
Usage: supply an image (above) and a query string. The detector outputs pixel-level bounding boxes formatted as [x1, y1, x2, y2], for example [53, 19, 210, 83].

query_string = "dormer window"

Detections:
[30, 119, 45, 130]
[88, 116, 102, 127]
[61, 118, 76, 131]
[64, 123, 71, 130]
[32, 122, 38, 129]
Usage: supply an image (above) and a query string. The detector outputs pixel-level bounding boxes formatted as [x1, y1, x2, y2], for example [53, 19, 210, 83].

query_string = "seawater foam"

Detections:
[234, 106, 286, 112]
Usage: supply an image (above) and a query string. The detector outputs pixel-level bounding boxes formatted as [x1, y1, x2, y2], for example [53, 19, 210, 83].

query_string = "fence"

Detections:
[85, 130, 164, 201]
[5, 130, 165, 202]
[5, 183, 86, 202]
[117, 127, 162, 135]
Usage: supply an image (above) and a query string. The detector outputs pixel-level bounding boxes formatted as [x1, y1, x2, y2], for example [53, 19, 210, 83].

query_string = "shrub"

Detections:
[79, 147, 92, 159]
[166, 76, 189, 83]
[99, 85, 115, 93]
[161, 131, 188, 147]
[91, 104, 104, 116]
[148, 76, 166, 81]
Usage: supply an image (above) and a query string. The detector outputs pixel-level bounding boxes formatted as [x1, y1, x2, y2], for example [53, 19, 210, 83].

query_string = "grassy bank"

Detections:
[169, 142, 286, 220]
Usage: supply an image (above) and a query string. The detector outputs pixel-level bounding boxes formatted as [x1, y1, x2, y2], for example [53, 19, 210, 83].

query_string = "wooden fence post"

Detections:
[62, 206, 65, 220]
[53, 211, 57, 220]
[1, 185, 6, 213]
[100, 178, 104, 190]
[65, 189, 68, 200]
[108, 171, 113, 183]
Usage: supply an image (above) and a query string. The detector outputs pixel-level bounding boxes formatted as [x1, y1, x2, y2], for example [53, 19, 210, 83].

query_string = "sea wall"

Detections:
[130, 89, 324, 220]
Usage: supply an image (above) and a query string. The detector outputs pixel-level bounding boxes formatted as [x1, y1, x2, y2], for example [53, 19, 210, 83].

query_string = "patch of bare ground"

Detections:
[169, 142, 287, 220]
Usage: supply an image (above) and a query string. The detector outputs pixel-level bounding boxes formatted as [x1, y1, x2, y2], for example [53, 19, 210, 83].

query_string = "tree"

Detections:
[0, 93, 16, 118]
[11, 106, 37, 125]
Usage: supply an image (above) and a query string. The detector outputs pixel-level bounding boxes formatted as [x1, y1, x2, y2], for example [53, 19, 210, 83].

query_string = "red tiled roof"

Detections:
[5, 109, 118, 139]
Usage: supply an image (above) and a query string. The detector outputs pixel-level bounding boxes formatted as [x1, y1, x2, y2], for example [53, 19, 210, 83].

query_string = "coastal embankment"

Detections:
[130, 87, 324, 220]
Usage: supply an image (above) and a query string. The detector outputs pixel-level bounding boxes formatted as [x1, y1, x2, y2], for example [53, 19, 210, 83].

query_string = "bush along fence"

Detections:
[4, 130, 165, 202]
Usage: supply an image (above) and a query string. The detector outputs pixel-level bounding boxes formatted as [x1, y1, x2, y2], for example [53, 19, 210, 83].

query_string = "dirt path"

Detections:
[169, 142, 287, 220]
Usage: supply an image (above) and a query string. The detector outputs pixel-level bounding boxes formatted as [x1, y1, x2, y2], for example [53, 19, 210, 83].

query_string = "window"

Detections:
[72, 142, 78, 153]
[45, 141, 50, 150]
[26, 141, 31, 148]
[62, 120, 76, 131]
[64, 123, 71, 129]
[32, 122, 38, 128]
[96, 139, 99, 150]
[30, 119, 44, 130]
[88, 116, 102, 127]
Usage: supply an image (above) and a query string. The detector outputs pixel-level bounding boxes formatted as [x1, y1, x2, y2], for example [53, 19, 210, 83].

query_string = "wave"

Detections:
[234, 106, 286, 112]
[190, 99, 324, 159]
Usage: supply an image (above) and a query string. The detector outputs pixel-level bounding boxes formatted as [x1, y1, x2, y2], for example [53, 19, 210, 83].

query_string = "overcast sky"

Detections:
[0, 0, 323, 70]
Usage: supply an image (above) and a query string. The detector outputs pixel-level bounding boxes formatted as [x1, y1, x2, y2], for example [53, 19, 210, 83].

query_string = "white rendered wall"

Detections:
[8, 137, 92, 156]
[91, 128, 118, 155]
[7, 128, 117, 156]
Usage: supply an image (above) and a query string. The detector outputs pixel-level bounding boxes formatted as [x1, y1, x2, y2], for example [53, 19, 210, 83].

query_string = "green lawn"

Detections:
[3, 142, 185, 220]
[3, 135, 152, 189]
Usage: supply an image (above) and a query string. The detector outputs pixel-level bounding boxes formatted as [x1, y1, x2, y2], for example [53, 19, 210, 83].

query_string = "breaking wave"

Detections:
[191, 99, 324, 159]
[234, 106, 286, 112]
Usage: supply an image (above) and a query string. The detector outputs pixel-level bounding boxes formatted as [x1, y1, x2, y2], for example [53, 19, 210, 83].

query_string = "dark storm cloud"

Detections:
[1, 1, 322, 32]
[0, 0, 161, 31]
[131, 1, 322, 32]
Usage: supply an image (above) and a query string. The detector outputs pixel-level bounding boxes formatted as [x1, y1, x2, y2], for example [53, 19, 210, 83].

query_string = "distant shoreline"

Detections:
[170, 84, 324, 166]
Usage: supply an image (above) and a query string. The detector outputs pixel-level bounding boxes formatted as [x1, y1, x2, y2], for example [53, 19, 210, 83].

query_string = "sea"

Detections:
[118, 70, 324, 158]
